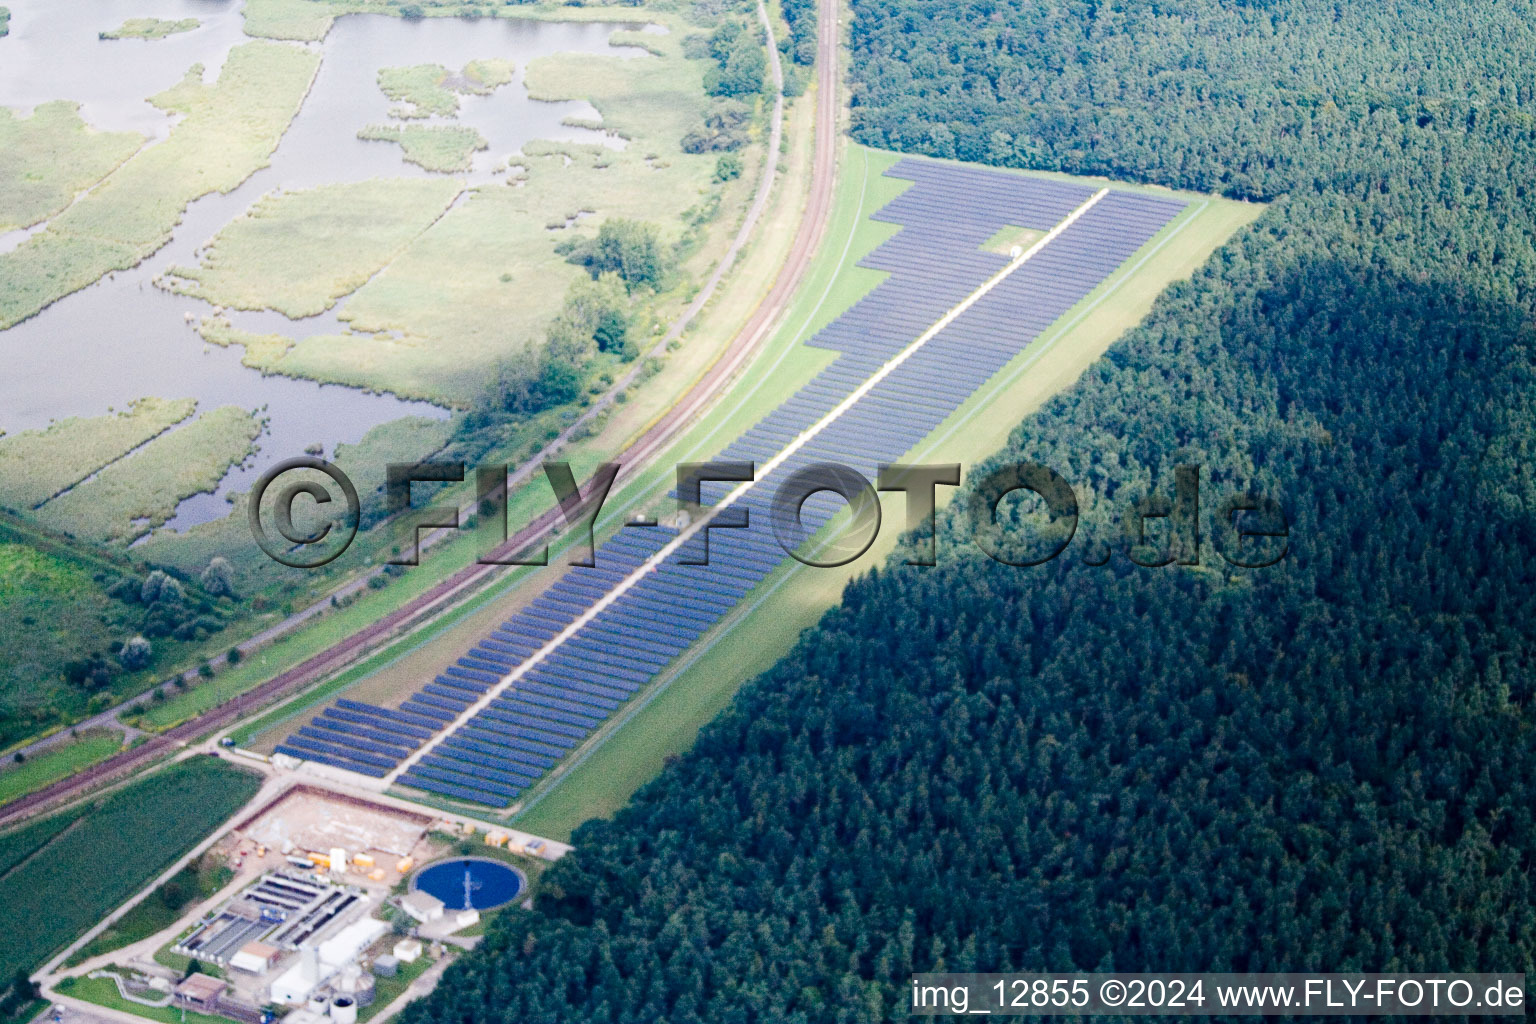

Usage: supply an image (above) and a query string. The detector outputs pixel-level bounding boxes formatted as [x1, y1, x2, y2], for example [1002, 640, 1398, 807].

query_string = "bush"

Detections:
[714, 153, 743, 181]
[118, 636, 153, 671]
[200, 557, 236, 598]
[704, 27, 767, 98]
[682, 100, 752, 154]
[562, 218, 670, 291]
[139, 570, 169, 604]
[64, 652, 115, 691]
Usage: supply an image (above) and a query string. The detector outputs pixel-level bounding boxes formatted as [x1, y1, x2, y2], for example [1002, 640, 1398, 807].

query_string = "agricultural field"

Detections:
[0, 102, 143, 233]
[64, 851, 235, 965]
[100, 18, 200, 40]
[39, 406, 264, 545]
[0, 40, 320, 329]
[0, 398, 195, 511]
[0, 755, 261, 979]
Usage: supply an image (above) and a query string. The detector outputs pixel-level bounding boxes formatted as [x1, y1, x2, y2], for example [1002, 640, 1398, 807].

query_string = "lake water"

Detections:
[0, 0, 649, 533]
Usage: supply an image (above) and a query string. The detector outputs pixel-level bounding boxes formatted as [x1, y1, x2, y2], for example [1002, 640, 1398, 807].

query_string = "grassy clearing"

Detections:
[378, 64, 459, 118]
[0, 730, 124, 807]
[0, 541, 123, 746]
[0, 102, 144, 234]
[510, 149, 1263, 840]
[0, 509, 250, 759]
[981, 223, 1044, 254]
[64, 852, 234, 966]
[0, 755, 260, 979]
[376, 58, 518, 119]
[0, 398, 196, 512]
[164, 179, 463, 318]
[463, 58, 516, 92]
[0, 41, 319, 330]
[193, 320, 296, 370]
[240, 0, 339, 41]
[357, 124, 487, 173]
[40, 406, 263, 545]
[99, 17, 199, 40]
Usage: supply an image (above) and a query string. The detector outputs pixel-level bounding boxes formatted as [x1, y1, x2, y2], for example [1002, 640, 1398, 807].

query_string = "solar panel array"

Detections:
[278, 159, 1187, 806]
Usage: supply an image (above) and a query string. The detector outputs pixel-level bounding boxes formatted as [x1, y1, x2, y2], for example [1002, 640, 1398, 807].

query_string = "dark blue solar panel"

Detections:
[335, 699, 436, 729]
[322, 708, 432, 741]
[445, 733, 559, 769]
[299, 724, 411, 761]
[401, 700, 456, 722]
[281, 160, 1185, 785]
[283, 734, 396, 772]
[399, 771, 510, 807]
[276, 745, 388, 779]
[422, 753, 537, 788]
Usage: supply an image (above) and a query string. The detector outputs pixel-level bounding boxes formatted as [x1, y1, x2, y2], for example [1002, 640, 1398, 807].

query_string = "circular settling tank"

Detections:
[412, 857, 525, 911]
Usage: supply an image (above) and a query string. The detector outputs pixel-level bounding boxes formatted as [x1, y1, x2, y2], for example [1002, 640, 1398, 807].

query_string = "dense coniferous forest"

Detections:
[403, 1, 1536, 1020]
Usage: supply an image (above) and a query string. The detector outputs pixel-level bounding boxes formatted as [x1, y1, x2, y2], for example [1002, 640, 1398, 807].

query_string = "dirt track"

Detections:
[0, 0, 842, 830]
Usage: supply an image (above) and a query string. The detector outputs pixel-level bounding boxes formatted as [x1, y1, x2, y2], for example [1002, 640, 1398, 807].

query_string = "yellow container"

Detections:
[396, 857, 414, 874]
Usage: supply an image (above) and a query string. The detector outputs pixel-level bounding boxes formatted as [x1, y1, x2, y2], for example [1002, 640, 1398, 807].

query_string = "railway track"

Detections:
[0, 0, 842, 830]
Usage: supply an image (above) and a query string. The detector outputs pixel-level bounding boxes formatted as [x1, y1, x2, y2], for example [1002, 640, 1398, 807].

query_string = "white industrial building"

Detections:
[270, 918, 390, 1005]
[399, 890, 444, 924]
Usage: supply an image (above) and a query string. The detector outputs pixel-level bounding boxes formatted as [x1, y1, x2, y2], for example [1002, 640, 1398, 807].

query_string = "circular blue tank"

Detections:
[412, 857, 525, 911]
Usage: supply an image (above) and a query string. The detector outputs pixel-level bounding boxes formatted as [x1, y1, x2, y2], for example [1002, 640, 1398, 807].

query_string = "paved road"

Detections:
[0, 0, 842, 830]
[43, 995, 142, 1024]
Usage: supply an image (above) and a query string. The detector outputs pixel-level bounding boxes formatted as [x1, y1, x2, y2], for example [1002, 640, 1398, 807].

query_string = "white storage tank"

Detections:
[335, 965, 376, 1008]
[331, 997, 358, 1024]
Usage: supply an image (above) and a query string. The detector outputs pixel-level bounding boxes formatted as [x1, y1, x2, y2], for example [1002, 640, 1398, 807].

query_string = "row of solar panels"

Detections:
[280, 162, 1186, 807]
